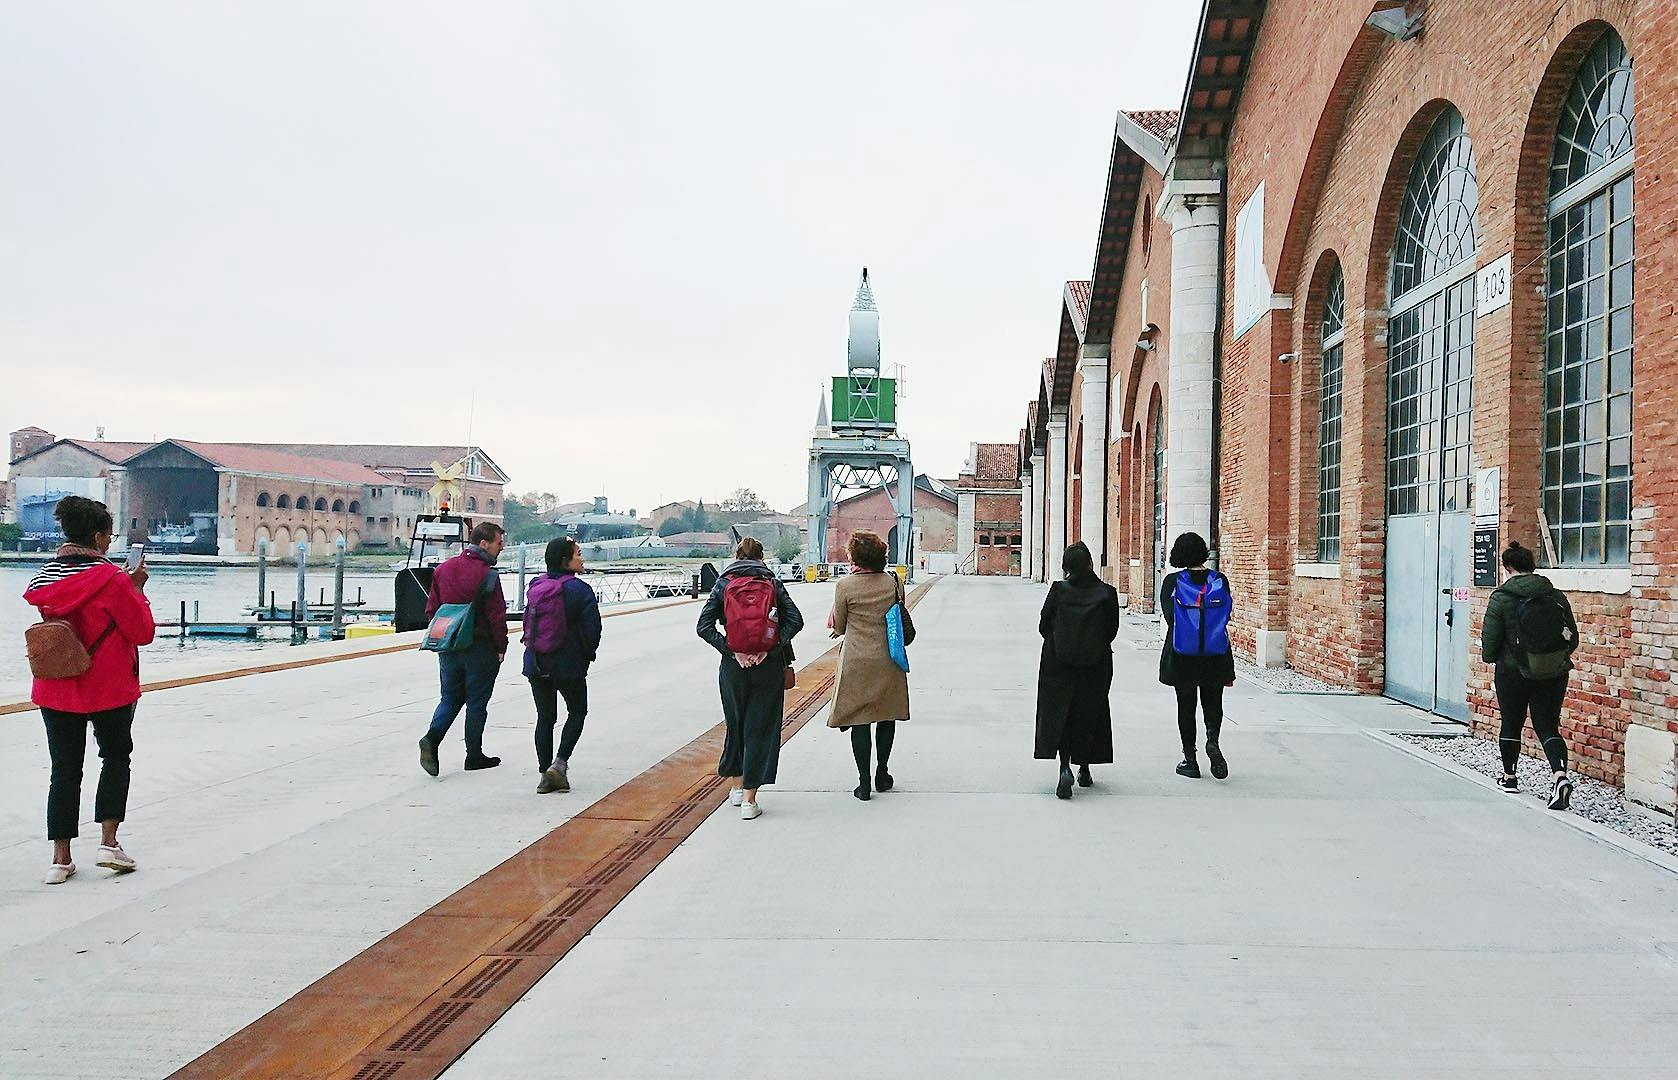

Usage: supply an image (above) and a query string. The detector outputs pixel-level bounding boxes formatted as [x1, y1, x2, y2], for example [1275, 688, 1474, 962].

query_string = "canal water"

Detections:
[0, 563, 403, 701]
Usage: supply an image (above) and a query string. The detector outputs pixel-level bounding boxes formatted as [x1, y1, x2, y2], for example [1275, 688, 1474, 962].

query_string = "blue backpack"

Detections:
[1171, 572, 1231, 657]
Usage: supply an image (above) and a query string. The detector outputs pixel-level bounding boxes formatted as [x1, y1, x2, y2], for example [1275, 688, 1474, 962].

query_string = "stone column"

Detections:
[1030, 451, 1047, 582]
[1160, 182, 1221, 550]
[1077, 348, 1110, 566]
[956, 490, 976, 574]
[1047, 418, 1068, 577]
[1020, 464, 1035, 579]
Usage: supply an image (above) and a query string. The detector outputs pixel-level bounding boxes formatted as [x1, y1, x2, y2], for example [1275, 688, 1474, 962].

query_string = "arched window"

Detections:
[487, 498, 496, 512]
[1387, 107, 1480, 519]
[1318, 264, 1345, 562]
[348, 500, 361, 514]
[276, 494, 291, 510]
[256, 492, 271, 508]
[1141, 195, 1154, 264]
[313, 497, 327, 511]
[296, 494, 309, 511]
[466, 496, 478, 512]
[332, 499, 345, 512]
[1545, 29, 1634, 566]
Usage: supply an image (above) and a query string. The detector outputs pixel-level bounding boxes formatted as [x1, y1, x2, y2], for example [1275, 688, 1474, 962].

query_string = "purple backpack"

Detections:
[523, 573, 573, 655]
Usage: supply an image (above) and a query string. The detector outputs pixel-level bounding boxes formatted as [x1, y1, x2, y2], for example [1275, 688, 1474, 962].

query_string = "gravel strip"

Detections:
[1234, 657, 1351, 695]
[1398, 732, 1678, 856]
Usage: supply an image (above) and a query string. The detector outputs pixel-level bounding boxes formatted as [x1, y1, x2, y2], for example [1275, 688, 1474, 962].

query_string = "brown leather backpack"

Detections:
[25, 618, 117, 680]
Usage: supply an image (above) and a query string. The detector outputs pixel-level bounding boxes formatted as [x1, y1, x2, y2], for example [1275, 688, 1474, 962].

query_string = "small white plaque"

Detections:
[1476, 253, 1513, 318]
[1475, 467, 1501, 526]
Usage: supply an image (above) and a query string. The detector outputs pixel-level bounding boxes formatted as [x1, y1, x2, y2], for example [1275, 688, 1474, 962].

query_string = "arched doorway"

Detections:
[1383, 107, 1480, 721]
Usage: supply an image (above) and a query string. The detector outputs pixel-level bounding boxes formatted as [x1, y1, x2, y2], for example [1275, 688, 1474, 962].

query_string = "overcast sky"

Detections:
[0, 2, 1198, 514]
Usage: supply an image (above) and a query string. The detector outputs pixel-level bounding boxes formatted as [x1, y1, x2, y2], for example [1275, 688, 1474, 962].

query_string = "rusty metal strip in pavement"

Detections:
[166, 579, 934, 1080]
[0, 597, 699, 717]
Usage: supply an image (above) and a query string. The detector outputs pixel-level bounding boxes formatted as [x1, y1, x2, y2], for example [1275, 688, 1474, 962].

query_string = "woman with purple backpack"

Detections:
[1158, 532, 1235, 781]
[522, 537, 602, 794]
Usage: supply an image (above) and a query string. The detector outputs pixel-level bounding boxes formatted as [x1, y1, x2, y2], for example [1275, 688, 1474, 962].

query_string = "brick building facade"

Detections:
[955, 443, 1023, 575]
[1020, 1, 1677, 811]
[828, 476, 956, 567]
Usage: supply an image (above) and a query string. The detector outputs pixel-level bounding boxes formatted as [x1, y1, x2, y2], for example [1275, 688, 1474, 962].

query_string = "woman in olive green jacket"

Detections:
[1480, 541, 1578, 810]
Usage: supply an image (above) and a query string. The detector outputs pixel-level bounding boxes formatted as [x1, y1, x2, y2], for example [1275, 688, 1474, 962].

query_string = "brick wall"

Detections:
[1212, 0, 1664, 784]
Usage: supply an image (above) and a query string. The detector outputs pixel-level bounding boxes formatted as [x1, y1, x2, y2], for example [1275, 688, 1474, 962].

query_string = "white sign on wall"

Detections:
[1475, 466, 1501, 527]
[1476, 252, 1513, 318]
[1233, 182, 1269, 337]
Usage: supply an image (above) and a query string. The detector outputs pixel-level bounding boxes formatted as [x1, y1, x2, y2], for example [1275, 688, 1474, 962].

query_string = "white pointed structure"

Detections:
[806, 268, 915, 572]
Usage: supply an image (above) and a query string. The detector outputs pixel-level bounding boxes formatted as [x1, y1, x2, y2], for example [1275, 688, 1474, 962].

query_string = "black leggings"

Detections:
[43, 704, 135, 842]
[1494, 667, 1569, 774]
[530, 676, 588, 772]
[1174, 683, 1224, 756]
[850, 721, 896, 779]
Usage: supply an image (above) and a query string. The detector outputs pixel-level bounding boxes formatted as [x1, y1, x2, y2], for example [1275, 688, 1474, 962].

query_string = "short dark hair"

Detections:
[1168, 531, 1210, 569]
[1062, 541, 1095, 581]
[469, 521, 505, 546]
[1502, 541, 1537, 574]
[545, 535, 579, 573]
[56, 495, 113, 547]
[735, 536, 765, 561]
[848, 530, 889, 572]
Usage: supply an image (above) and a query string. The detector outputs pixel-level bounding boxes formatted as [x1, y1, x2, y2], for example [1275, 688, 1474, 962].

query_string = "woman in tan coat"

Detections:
[827, 531, 910, 801]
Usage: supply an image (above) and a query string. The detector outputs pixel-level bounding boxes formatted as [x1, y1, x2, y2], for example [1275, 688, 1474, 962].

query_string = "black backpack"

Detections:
[1512, 588, 1574, 679]
[1051, 583, 1111, 667]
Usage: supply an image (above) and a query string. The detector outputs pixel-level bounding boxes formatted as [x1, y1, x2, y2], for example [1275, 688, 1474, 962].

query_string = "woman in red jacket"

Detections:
[22, 496, 155, 885]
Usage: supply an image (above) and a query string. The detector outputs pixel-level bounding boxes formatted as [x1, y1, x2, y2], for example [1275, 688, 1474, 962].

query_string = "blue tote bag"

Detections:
[885, 576, 914, 672]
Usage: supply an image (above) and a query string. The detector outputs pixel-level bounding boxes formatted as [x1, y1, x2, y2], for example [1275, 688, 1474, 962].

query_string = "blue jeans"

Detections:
[427, 641, 500, 756]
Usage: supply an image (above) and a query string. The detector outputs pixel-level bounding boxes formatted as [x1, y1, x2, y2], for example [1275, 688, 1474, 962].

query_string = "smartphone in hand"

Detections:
[125, 544, 146, 571]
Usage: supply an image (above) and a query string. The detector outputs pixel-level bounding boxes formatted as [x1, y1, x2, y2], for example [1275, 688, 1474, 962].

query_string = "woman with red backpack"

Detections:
[522, 536, 602, 795]
[22, 496, 155, 885]
[1158, 532, 1235, 781]
[696, 537, 804, 819]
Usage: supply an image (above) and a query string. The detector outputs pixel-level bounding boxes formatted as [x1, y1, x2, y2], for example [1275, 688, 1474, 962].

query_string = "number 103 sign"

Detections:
[1476, 253, 1513, 318]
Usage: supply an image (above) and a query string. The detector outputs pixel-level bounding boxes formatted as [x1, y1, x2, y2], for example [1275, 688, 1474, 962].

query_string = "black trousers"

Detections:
[1174, 683, 1224, 755]
[850, 721, 896, 779]
[530, 675, 588, 772]
[43, 704, 136, 842]
[1494, 667, 1569, 774]
[717, 661, 784, 790]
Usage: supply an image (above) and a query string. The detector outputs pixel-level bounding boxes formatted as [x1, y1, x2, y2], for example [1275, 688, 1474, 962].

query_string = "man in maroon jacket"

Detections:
[419, 522, 509, 775]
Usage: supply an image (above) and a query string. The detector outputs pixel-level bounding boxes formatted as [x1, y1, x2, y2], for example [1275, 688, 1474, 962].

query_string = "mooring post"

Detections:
[294, 542, 309, 645]
[256, 538, 268, 609]
[332, 536, 347, 638]
[179, 600, 187, 640]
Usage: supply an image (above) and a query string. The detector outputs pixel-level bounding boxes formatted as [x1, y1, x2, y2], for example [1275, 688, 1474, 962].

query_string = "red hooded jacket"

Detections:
[23, 556, 156, 713]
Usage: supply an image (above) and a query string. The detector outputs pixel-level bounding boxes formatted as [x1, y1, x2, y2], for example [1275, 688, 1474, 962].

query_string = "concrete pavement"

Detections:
[449, 576, 1678, 1079]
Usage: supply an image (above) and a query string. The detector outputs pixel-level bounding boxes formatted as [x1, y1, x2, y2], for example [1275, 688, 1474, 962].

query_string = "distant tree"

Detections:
[503, 495, 560, 545]
[0, 522, 20, 549]
[719, 488, 770, 515]
[657, 517, 687, 537]
[774, 533, 803, 562]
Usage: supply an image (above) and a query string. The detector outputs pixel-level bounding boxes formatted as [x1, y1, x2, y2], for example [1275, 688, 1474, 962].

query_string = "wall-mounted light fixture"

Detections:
[1277, 352, 1297, 365]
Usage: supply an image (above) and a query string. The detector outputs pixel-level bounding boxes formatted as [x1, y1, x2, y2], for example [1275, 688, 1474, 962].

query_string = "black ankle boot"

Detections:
[1077, 765, 1093, 787]
[853, 778, 872, 801]
[1175, 756, 1201, 779]
[1056, 765, 1074, 799]
[875, 766, 894, 792]
[1207, 744, 1228, 780]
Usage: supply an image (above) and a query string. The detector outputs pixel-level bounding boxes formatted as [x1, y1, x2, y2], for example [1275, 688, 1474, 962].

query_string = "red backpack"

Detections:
[723, 576, 780, 653]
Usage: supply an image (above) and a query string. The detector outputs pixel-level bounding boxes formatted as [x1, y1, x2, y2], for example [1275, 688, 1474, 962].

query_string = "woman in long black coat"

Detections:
[1035, 542, 1121, 799]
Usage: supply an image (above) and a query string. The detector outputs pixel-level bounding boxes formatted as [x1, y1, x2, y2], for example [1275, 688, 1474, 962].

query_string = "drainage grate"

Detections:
[451, 957, 522, 1000]
[351, 1063, 405, 1080]
[505, 917, 569, 955]
[385, 1000, 473, 1053]
[549, 887, 598, 920]
[578, 838, 658, 887]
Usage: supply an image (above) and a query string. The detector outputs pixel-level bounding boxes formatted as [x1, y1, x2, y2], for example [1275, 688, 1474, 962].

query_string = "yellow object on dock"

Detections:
[345, 624, 396, 640]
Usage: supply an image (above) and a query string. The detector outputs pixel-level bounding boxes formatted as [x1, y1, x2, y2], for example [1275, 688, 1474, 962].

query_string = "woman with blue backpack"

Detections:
[522, 536, 602, 794]
[1158, 532, 1235, 780]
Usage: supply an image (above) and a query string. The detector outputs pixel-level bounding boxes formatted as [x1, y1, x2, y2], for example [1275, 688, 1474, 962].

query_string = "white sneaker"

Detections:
[96, 845, 137, 874]
[728, 788, 745, 807]
[740, 801, 762, 820]
[44, 862, 76, 886]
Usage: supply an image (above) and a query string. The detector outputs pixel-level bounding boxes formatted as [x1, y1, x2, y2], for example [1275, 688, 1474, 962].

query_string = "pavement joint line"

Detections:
[0, 596, 701, 716]
[163, 579, 932, 1080]
[1364, 728, 1678, 877]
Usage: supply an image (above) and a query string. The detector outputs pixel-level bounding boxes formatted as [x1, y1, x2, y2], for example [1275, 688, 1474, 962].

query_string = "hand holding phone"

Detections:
[125, 545, 146, 571]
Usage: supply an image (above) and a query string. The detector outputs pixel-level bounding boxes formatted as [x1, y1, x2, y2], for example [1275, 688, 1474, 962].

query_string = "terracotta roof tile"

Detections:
[1123, 109, 1180, 141]
[171, 442, 390, 487]
[974, 443, 1019, 483]
[1065, 280, 1092, 335]
[63, 439, 152, 464]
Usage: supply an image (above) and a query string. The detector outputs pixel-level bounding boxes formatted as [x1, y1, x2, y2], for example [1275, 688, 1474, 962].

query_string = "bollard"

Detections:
[293, 543, 309, 645]
[256, 538, 268, 609]
[332, 537, 347, 638]
[517, 543, 530, 612]
[180, 600, 187, 641]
